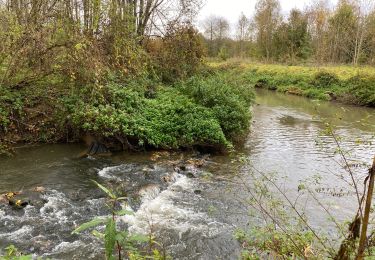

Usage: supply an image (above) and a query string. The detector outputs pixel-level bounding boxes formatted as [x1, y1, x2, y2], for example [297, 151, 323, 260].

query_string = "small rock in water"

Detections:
[186, 158, 206, 168]
[32, 186, 46, 193]
[0, 194, 8, 204]
[161, 175, 169, 183]
[171, 186, 183, 192]
[201, 171, 213, 178]
[161, 172, 177, 183]
[150, 151, 170, 161]
[186, 172, 197, 178]
[8, 199, 29, 209]
[194, 189, 202, 194]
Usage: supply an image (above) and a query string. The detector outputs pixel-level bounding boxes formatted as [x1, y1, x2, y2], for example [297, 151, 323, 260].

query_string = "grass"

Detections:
[208, 58, 375, 80]
[208, 59, 375, 106]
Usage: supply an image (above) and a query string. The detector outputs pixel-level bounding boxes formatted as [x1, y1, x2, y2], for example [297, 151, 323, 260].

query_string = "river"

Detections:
[0, 89, 374, 259]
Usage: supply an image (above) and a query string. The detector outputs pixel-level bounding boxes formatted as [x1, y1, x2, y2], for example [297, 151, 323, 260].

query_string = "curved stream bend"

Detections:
[0, 89, 374, 259]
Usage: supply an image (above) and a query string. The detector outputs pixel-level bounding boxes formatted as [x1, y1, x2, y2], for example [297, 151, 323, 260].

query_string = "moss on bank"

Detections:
[0, 71, 254, 155]
[211, 61, 375, 107]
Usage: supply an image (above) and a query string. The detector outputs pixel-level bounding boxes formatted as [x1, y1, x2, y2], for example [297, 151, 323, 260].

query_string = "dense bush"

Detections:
[177, 73, 254, 139]
[1, 70, 254, 154]
[140, 89, 228, 148]
[57, 69, 256, 151]
[59, 73, 255, 151]
[347, 76, 375, 106]
[311, 71, 340, 88]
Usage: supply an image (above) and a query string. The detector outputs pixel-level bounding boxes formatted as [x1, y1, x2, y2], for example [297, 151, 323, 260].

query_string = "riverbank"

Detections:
[0, 71, 254, 155]
[210, 60, 375, 107]
[1, 89, 374, 259]
[0, 17, 254, 156]
[3, 59, 374, 156]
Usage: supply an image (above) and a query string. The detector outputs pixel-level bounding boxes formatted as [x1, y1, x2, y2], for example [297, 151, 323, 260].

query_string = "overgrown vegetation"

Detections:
[0, 68, 254, 154]
[64, 80, 236, 151]
[211, 61, 375, 107]
[0, 1, 254, 154]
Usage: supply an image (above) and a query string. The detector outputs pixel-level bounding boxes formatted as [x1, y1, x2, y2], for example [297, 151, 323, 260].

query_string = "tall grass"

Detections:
[210, 60, 375, 107]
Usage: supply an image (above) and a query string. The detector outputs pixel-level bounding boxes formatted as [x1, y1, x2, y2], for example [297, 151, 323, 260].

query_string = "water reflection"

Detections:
[242, 89, 375, 230]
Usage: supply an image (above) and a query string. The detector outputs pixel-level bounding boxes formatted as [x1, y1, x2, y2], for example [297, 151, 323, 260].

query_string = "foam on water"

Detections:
[42, 240, 103, 259]
[0, 209, 5, 220]
[122, 174, 219, 237]
[40, 190, 72, 224]
[97, 166, 122, 180]
[138, 184, 161, 202]
[0, 164, 229, 259]
[0, 225, 33, 242]
[51, 240, 84, 253]
[97, 164, 147, 182]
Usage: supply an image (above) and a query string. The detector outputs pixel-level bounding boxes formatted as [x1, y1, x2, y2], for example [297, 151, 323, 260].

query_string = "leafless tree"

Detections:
[236, 12, 250, 57]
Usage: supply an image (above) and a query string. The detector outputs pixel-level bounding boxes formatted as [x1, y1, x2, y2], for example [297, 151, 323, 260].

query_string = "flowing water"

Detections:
[0, 89, 374, 259]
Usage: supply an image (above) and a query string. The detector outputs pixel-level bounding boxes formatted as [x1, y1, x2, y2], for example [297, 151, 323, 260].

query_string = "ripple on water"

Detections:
[0, 187, 110, 257]
[97, 165, 123, 181]
[0, 225, 34, 242]
[122, 174, 227, 240]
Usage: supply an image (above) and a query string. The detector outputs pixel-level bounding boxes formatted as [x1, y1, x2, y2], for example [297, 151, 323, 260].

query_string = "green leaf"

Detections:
[92, 180, 116, 199]
[16, 256, 32, 260]
[5, 244, 17, 255]
[72, 218, 108, 234]
[128, 234, 149, 243]
[105, 218, 116, 259]
[74, 43, 84, 50]
[297, 184, 305, 192]
[115, 231, 128, 243]
[92, 230, 105, 239]
[115, 209, 134, 216]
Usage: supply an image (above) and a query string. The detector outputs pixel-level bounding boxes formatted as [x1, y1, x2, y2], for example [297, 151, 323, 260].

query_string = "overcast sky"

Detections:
[197, 0, 338, 31]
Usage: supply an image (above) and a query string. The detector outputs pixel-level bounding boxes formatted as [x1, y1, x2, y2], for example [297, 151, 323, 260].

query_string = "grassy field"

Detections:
[209, 59, 375, 106]
[209, 59, 375, 79]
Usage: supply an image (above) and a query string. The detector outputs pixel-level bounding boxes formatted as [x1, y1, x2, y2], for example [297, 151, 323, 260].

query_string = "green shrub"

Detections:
[347, 76, 375, 106]
[177, 73, 253, 139]
[1, 67, 254, 153]
[218, 47, 229, 61]
[0, 85, 23, 131]
[312, 71, 340, 88]
[63, 80, 231, 150]
[235, 225, 318, 259]
[302, 88, 330, 100]
[72, 181, 169, 259]
[140, 89, 228, 148]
